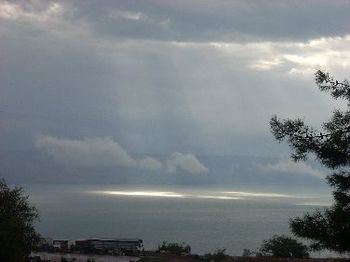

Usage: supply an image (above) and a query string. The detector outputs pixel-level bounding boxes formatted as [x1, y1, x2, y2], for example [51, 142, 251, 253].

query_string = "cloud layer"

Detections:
[36, 136, 207, 174]
[1, 0, 349, 184]
[260, 159, 325, 178]
[3, 0, 350, 42]
[36, 136, 162, 170]
[166, 152, 209, 174]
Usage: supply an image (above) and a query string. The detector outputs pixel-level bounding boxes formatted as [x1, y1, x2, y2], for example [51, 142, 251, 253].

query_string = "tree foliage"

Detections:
[0, 178, 40, 261]
[157, 241, 191, 255]
[259, 235, 309, 258]
[270, 70, 350, 252]
[202, 249, 228, 262]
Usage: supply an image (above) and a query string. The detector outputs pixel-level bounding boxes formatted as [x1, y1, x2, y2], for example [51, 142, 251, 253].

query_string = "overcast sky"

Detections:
[1, 0, 350, 184]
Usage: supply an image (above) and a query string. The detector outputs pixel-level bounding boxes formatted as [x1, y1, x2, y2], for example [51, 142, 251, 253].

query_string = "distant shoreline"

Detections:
[32, 252, 139, 262]
[32, 251, 350, 262]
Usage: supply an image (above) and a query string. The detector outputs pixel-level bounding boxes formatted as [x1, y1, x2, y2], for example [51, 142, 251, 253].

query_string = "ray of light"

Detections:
[91, 191, 185, 198]
[223, 191, 293, 198]
[194, 195, 242, 200]
[296, 202, 331, 206]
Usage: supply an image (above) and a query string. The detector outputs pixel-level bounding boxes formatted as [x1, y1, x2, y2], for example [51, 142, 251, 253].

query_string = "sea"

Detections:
[25, 184, 333, 256]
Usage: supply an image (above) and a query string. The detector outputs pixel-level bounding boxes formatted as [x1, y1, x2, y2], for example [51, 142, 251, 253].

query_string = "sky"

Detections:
[1, 0, 350, 185]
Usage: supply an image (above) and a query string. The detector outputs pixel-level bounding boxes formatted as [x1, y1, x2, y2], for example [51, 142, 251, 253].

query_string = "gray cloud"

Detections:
[1, 0, 349, 184]
[259, 159, 325, 178]
[2, 0, 350, 43]
[166, 152, 208, 175]
[36, 136, 162, 171]
[1, 9, 347, 156]
[36, 136, 208, 175]
[62, 0, 350, 42]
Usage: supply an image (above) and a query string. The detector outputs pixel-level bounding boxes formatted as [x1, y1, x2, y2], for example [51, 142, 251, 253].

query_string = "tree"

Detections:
[270, 70, 350, 252]
[157, 241, 191, 255]
[0, 178, 40, 261]
[202, 249, 228, 262]
[259, 235, 309, 258]
[242, 248, 253, 257]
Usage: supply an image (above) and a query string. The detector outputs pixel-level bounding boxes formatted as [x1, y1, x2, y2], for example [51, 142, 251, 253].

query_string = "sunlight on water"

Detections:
[296, 202, 331, 206]
[89, 190, 242, 200]
[223, 191, 294, 198]
[194, 195, 241, 200]
[88, 189, 311, 201]
[93, 191, 185, 198]
[28, 184, 333, 255]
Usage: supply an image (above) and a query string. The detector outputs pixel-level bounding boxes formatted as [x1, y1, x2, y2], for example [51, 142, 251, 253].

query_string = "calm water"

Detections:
[25, 184, 332, 255]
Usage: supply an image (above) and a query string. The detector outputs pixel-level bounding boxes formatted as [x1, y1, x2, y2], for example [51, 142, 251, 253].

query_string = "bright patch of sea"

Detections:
[25, 184, 332, 256]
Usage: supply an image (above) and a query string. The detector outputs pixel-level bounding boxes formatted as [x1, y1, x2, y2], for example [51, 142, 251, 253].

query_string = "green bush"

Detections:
[157, 241, 191, 255]
[0, 179, 40, 262]
[259, 235, 309, 258]
[202, 249, 228, 262]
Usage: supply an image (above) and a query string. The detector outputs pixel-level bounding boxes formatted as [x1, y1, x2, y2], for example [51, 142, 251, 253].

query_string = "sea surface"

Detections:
[25, 184, 332, 256]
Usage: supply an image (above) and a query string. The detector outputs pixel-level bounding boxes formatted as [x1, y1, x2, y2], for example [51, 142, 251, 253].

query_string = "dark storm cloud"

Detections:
[60, 0, 350, 42]
[0, 0, 349, 184]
